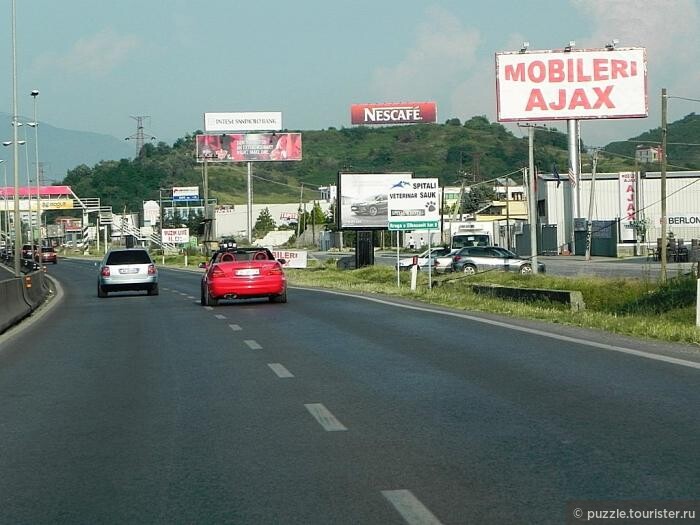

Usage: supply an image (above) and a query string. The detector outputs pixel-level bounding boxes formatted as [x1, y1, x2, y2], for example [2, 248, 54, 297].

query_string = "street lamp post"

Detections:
[2, 139, 26, 274]
[11, 0, 21, 277]
[29, 90, 42, 275]
[0, 160, 6, 250]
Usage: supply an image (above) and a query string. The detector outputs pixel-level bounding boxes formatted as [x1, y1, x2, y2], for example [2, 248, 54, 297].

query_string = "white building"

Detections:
[537, 170, 700, 253]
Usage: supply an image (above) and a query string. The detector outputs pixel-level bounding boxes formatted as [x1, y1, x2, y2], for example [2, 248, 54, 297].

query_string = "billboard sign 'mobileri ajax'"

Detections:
[387, 178, 440, 230]
[196, 133, 302, 162]
[496, 47, 647, 121]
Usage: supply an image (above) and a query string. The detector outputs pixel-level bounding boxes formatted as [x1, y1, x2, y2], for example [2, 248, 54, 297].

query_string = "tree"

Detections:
[254, 207, 276, 238]
[461, 185, 496, 215]
[309, 202, 326, 225]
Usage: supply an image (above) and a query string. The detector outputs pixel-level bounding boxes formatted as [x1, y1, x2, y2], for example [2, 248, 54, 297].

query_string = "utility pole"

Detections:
[505, 176, 511, 250]
[473, 152, 481, 181]
[296, 183, 304, 239]
[585, 149, 599, 261]
[660, 88, 668, 282]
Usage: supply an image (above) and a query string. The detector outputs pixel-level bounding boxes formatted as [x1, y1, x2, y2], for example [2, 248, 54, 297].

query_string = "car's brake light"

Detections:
[265, 265, 283, 275]
[211, 266, 226, 278]
[101, 266, 110, 277]
[148, 264, 156, 275]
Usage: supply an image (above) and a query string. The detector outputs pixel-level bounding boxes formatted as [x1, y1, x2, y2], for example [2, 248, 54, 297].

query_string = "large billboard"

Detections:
[351, 102, 437, 125]
[337, 172, 413, 229]
[204, 112, 282, 132]
[196, 133, 302, 162]
[387, 178, 440, 230]
[496, 47, 647, 121]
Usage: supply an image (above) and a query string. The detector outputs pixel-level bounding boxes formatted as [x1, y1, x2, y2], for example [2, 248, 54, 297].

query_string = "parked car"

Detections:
[97, 248, 159, 297]
[350, 194, 387, 216]
[396, 246, 453, 273]
[200, 247, 287, 306]
[37, 246, 58, 264]
[450, 246, 546, 275]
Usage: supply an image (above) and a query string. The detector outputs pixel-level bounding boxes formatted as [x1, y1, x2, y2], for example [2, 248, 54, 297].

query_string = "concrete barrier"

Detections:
[0, 278, 32, 333]
[0, 269, 51, 334]
[22, 271, 49, 309]
[470, 283, 586, 311]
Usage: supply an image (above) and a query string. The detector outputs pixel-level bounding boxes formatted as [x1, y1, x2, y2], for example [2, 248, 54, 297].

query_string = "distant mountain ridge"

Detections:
[0, 112, 133, 182]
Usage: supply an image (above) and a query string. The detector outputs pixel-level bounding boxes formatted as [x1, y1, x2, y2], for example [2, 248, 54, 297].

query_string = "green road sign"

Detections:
[388, 220, 439, 230]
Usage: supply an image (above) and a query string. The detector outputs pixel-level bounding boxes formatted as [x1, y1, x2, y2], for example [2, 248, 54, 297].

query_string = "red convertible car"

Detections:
[200, 247, 287, 306]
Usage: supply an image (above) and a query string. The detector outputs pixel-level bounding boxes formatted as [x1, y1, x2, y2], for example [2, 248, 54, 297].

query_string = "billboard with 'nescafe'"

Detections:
[351, 102, 437, 125]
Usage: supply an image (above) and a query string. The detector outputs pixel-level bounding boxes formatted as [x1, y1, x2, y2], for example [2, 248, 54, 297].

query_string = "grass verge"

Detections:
[285, 261, 700, 346]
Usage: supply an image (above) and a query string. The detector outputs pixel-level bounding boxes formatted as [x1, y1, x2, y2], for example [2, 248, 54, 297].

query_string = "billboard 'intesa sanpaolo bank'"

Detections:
[495, 47, 647, 121]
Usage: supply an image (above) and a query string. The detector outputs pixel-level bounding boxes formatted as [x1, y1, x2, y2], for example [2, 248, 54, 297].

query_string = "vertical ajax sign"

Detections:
[619, 172, 637, 241]
[387, 178, 440, 230]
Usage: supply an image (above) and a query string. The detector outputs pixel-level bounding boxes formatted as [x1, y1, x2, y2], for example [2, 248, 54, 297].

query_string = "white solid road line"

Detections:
[244, 340, 262, 350]
[267, 363, 294, 378]
[381, 490, 444, 525]
[301, 288, 700, 371]
[214, 314, 226, 320]
[304, 403, 347, 431]
[228, 324, 242, 331]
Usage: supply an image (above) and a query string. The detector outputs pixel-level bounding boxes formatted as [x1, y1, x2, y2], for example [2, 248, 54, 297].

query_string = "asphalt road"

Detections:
[0, 258, 698, 524]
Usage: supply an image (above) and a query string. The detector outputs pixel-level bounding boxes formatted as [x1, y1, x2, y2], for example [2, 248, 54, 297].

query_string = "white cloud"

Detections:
[33, 29, 141, 76]
[572, 0, 700, 126]
[371, 6, 481, 106]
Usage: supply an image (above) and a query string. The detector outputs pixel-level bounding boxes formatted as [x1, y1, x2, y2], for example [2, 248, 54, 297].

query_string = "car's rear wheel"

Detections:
[205, 287, 219, 306]
[462, 264, 477, 275]
[97, 283, 108, 298]
[270, 290, 287, 303]
[148, 283, 159, 296]
[519, 264, 533, 275]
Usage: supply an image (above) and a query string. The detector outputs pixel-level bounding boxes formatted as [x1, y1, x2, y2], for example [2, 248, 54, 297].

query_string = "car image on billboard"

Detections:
[338, 172, 412, 229]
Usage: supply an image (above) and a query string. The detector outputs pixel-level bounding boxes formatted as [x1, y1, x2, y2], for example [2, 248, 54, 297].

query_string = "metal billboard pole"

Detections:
[527, 126, 539, 274]
[247, 161, 253, 244]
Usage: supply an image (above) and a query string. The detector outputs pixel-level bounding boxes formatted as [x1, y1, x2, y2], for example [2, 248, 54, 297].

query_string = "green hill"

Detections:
[604, 112, 700, 171]
[58, 113, 700, 213]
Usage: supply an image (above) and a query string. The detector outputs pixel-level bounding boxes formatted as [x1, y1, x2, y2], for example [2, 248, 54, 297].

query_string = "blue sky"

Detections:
[2, 0, 699, 148]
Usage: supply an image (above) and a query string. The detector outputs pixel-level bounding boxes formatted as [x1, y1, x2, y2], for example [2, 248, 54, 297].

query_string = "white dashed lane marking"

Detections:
[228, 324, 242, 331]
[215, 314, 226, 320]
[304, 403, 347, 431]
[381, 490, 444, 525]
[267, 363, 294, 378]
[244, 340, 262, 350]
[204, 306, 213, 311]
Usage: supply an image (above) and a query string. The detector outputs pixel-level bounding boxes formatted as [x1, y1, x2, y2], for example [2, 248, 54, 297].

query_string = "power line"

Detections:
[668, 96, 700, 103]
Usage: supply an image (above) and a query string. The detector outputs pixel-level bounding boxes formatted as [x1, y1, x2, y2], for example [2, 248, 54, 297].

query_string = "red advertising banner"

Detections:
[196, 133, 302, 162]
[350, 102, 437, 125]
